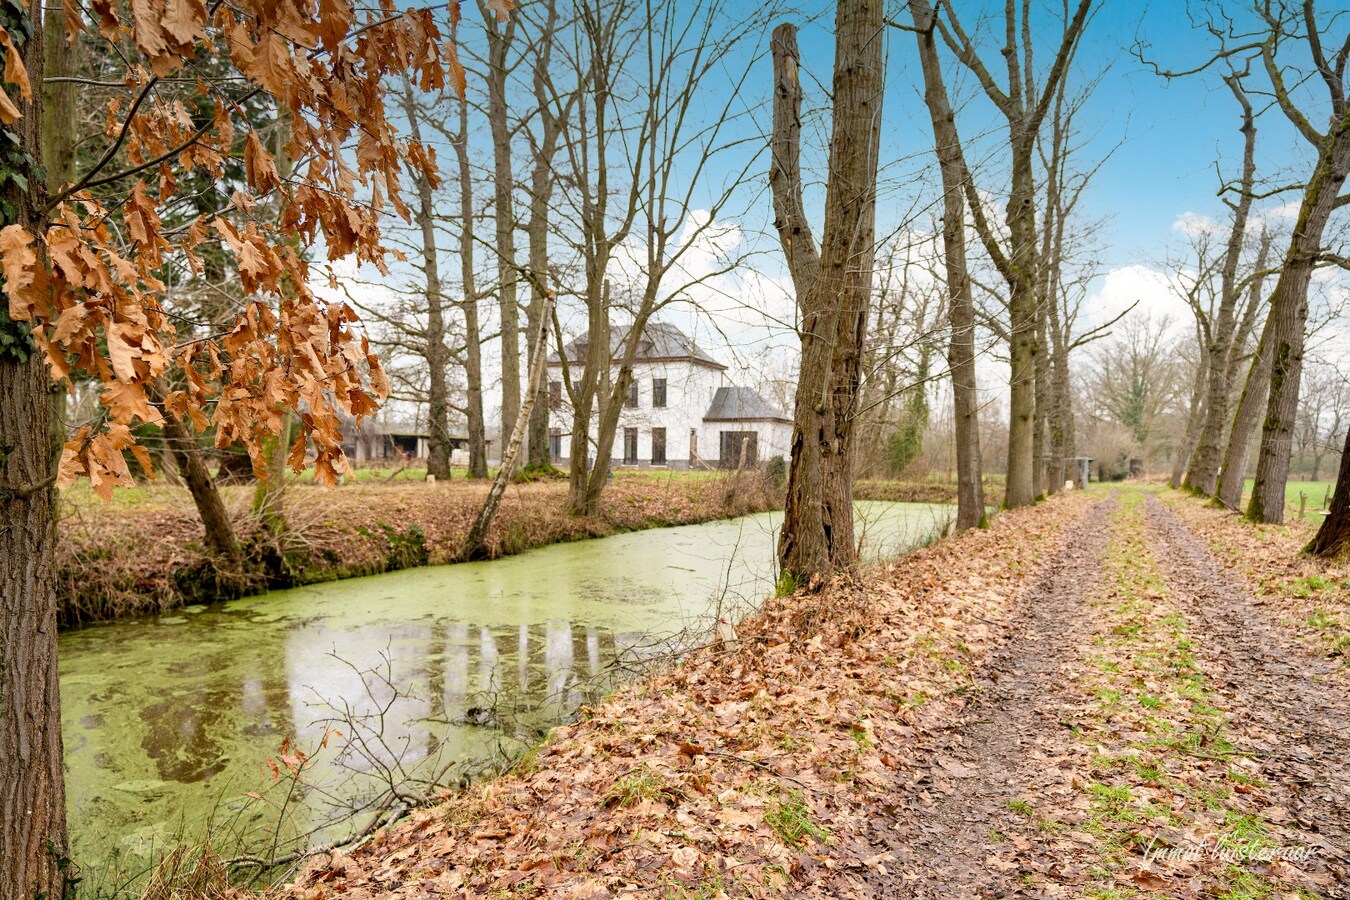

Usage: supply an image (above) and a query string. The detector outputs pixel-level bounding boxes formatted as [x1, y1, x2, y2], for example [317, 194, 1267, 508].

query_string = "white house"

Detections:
[546, 322, 792, 470]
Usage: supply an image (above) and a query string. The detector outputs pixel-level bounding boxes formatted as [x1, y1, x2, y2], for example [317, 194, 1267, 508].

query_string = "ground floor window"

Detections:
[651, 427, 667, 465]
[719, 431, 758, 469]
[623, 427, 639, 465]
[549, 428, 562, 459]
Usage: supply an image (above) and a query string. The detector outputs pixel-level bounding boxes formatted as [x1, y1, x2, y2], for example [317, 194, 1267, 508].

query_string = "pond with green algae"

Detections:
[59, 501, 953, 876]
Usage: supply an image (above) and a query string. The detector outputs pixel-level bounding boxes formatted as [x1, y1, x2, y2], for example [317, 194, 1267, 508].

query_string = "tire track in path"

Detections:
[1145, 496, 1350, 895]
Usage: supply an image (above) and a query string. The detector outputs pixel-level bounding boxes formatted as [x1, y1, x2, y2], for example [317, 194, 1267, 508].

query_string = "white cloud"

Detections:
[1085, 264, 1191, 339]
[1172, 211, 1217, 238]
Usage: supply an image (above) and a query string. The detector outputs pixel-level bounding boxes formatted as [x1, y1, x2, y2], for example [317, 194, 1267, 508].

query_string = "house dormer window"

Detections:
[653, 378, 667, 408]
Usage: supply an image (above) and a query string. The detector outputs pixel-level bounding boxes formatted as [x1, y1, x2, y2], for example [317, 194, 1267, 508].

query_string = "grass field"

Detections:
[1243, 478, 1337, 513]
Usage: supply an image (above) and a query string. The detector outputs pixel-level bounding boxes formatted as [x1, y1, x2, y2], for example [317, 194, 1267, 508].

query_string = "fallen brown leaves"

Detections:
[272, 492, 1093, 899]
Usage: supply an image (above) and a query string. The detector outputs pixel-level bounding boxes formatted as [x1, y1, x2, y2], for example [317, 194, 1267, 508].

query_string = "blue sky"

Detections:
[775, 0, 1312, 268]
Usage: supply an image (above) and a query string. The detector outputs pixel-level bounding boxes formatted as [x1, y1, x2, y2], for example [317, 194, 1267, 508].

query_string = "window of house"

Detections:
[623, 427, 639, 464]
[651, 428, 667, 465]
[549, 428, 562, 460]
[549, 380, 562, 410]
[652, 378, 667, 408]
[625, 380, 639, 408]
[719, 431, 758, 469]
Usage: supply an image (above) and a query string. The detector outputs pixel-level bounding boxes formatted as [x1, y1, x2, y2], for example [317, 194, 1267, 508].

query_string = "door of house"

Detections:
[651, 428, 667, 465]
[623, 427, 639, 465]
[718, 431, 757, 469]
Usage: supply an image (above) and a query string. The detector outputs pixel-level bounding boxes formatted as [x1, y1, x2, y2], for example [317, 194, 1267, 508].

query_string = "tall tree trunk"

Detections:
[770, 1, 884, 585]
[1215, 252, 1275, 510]
[1217, 317, 1272, 510]
[0, 356, 69, 900]
[463, 293, 554, 559]
[454, 83, 488, 479]
[524, 1, 560, 471]
[1248, 127, 1350, 523]
[1307, 424, 1350, 558]
[1, 15, 69, 898]
[1003, 129, 1039, 509]
[485, 9, 520, 468]
[1185, 75, 1258, 497]
[400, 77, 452, 480]
[1172, 350, 1209, 489]
[524, 179, 551, 470]
[910, 0, 984, 528]
[1045, 270, 1073, 494]
[1032, 309, 1049, 498]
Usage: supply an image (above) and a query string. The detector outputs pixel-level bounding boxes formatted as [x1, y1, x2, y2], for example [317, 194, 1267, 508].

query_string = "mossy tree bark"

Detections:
[1247, 125, 1350, 523]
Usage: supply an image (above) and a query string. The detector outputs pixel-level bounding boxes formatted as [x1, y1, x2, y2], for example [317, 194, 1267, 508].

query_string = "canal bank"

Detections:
[56, 471, 781, 626]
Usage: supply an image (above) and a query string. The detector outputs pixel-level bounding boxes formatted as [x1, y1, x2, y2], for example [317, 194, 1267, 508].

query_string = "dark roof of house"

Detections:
[703, 387, 791, 423]
[549, 321, 725, 370]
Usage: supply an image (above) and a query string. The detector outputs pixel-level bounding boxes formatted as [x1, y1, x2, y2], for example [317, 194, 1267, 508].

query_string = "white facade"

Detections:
[546, 326, 792, 470]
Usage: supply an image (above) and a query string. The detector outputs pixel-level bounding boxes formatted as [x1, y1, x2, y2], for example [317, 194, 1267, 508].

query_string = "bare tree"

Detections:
[1244, 2, 1350, 523]
[770, 0, 884, 584]
[1215, 232, 1276, 509]
[452, 62, 490, 478]
[1084, 314, 1186, 459]
[463, 292, 555, 559]
[857, 237, 946, 481]
[521, 0, 570, 470]
[398, 75, 455, 481]
[550, 0, 759, 517]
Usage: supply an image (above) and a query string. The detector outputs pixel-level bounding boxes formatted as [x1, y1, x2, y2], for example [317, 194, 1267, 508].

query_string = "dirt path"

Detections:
[874, 488, 1350, 899]
[876, 497, 1116, 898]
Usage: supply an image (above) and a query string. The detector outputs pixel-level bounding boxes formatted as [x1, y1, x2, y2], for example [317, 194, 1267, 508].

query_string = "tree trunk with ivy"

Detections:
[1, 10, 71, 898]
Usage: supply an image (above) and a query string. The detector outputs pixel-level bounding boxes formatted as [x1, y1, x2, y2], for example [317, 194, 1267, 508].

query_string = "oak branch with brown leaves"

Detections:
[0, 0, 493, 894]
